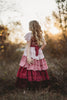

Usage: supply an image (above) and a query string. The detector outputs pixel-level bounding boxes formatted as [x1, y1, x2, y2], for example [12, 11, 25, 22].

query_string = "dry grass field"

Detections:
[0, 47, 67, 100]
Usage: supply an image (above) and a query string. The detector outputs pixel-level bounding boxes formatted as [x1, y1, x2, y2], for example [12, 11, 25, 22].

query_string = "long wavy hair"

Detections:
[29, 20, 43, 45]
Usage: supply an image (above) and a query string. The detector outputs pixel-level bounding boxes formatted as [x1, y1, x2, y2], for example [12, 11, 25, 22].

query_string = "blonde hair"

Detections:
[29, 20, 43, 45]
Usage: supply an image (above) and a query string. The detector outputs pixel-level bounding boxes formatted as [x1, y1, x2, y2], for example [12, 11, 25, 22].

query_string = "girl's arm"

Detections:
[24, 32, 33, 64]
[40, 37, 47, 50]
[26, 40, 31, 60]
[26, 39, 33, 64]
[41, 42, 46, 50]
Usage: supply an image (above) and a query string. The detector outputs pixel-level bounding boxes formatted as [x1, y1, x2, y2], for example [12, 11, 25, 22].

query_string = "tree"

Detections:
[55, 0, 67, 55]
[56, 0, 67, 34]
[0, 25, 9, 59]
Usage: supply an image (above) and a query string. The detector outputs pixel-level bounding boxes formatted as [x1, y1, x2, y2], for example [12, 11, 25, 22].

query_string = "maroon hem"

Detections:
[15, 66, 50, 89]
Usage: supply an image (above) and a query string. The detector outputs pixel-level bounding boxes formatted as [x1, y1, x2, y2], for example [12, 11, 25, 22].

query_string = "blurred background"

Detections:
[0, 0, 67, 100]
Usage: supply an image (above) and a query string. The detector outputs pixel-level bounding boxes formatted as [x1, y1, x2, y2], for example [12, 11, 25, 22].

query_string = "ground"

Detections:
[0, 50, 67, 100]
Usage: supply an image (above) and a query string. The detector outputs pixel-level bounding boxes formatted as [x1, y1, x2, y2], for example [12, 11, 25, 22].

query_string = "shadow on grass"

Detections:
[0, 77, 66, 97]
[0, 79, 16, 95]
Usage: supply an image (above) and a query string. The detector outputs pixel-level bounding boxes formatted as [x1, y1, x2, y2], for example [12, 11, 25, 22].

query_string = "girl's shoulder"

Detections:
[24, 31, 33, 41]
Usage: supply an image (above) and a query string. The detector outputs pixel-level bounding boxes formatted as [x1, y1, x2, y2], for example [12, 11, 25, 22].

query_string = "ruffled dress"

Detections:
[15, 32, 49, 90]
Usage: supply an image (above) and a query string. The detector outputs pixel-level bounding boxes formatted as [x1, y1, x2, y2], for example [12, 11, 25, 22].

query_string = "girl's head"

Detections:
[29, 20, 43, 45]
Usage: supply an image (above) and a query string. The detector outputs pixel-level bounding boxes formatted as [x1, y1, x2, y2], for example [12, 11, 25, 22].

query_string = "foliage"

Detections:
[55, 0, 67, 34]
[44, 32, 67, 57]
[43, 0, 67, 57]
[0, 25, 9, 59]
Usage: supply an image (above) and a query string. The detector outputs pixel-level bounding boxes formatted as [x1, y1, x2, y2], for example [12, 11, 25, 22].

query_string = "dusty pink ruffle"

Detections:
[19, 56, 48, 71]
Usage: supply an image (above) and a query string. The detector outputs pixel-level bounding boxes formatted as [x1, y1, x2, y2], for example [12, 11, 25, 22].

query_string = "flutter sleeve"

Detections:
[24, 32, 32, 41]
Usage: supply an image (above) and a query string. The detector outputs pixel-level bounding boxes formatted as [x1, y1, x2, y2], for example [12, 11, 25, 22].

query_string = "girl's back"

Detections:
[31, 36, 38, 46]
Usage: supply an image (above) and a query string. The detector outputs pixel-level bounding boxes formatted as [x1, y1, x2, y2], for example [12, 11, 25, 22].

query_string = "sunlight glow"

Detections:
[0, 0, 58, 43]
[49, 24, 61, 35]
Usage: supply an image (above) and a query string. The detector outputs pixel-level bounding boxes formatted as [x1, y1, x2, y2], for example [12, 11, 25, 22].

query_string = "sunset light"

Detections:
[0, 0, 58, 43]
[49, 24, 61, 35]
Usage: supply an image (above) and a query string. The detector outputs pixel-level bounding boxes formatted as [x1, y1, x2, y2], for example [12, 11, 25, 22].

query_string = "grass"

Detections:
[0, 50, 67, 100]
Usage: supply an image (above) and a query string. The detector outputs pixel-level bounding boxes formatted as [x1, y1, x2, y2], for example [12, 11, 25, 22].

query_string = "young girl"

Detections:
[15, 20, 49, 91]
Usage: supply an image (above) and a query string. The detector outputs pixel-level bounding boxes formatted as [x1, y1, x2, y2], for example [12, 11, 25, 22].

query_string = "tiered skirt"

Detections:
[15, 55, 49, 90]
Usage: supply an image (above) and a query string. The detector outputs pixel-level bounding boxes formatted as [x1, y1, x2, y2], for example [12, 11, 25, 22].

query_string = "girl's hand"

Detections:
[40, 43, 46, 50]
[27, 58, 33, 64]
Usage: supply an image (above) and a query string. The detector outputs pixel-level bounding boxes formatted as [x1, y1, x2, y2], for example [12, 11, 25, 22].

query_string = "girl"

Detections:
[15, 20, 49, 91]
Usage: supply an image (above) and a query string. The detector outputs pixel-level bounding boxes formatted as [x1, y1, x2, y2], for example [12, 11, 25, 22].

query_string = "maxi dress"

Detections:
[15, 32, 49, 89]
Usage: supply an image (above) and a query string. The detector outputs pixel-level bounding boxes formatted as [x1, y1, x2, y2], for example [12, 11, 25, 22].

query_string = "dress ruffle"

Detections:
[15, 66, 49, 89]
[19, 55, 48, 71]
[16, 66, 49, 81]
